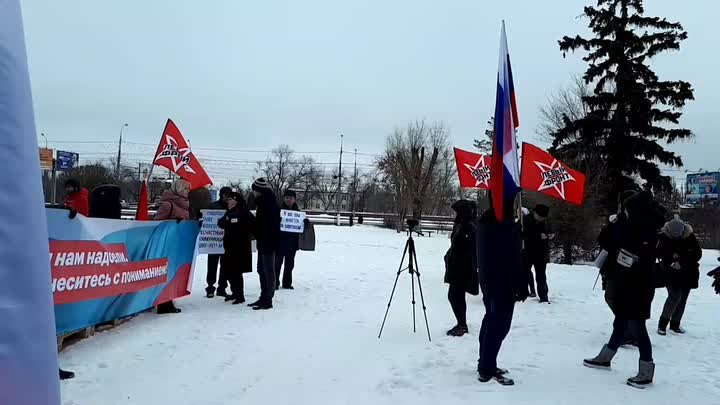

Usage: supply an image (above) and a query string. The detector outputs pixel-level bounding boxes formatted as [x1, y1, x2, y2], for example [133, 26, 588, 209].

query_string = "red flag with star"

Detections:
[153, 119, 212, 190]
[520, 143, 586, 205]
[454, 147, 492, 190]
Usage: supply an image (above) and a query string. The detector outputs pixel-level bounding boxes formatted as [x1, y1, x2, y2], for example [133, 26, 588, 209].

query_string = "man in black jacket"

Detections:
[522, 204, 554, 303]
[276, 190, 301, 290]
[248, 178, 281, 310]
[205, 187, 232, 298]
[476, 199, 527, 386]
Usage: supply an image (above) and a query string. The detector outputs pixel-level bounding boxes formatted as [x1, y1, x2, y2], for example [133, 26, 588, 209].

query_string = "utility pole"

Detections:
[351, 148, 358, 225]
[116, 123, 128, 177]
[336, 134, 343, 226]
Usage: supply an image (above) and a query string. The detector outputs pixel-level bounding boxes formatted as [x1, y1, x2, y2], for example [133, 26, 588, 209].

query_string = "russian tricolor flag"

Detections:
[489, 21, 521, 222]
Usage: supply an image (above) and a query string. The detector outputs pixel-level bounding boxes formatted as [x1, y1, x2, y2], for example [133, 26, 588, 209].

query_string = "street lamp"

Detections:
[40, 132, 48, 149]
[116, 123, 128, 177]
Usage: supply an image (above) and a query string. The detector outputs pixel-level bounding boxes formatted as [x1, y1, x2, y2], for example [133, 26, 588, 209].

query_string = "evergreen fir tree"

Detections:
[555, 0, 694, 206]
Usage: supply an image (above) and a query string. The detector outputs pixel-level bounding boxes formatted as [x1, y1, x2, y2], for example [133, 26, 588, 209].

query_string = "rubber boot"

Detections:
[627, 360, 655, 389]
[583, 345, 616, 370]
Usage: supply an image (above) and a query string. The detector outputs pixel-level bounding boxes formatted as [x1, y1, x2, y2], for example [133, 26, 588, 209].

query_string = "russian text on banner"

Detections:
[47, 209, 200, 335]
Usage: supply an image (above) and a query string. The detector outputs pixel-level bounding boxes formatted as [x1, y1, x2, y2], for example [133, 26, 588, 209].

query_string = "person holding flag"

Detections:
[476, 22, 526, 386]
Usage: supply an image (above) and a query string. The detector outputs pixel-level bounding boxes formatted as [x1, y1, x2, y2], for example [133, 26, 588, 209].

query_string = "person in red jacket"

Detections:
[64, 179, 89, 217]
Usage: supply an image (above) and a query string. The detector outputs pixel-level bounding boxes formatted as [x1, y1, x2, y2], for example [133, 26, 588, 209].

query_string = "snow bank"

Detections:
[59, 226, 720, 404]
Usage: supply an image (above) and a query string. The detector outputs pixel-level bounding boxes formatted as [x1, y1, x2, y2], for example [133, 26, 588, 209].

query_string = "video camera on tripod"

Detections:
[378, 217, 432, 341]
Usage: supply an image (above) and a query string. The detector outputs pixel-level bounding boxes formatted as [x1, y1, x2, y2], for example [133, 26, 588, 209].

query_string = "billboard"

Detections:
[38, 148, 54, 171]
[55, 150, 78, 171]
[686, 172, 719, 204]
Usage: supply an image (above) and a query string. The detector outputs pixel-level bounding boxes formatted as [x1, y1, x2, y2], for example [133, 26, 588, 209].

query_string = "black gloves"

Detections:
[708, 264, 720, 295]
[68, 209, 78, 219]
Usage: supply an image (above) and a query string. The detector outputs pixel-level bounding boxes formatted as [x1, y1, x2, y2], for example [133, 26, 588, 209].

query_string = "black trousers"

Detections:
[275, 250, 297, 288]
[447, 284, 467, 327]
[257, 252, 276, 303]
[661, 286, 691, 324]
[477, 293, 515, 375]
[206, 254, 228, 294]
[607, 317, 653, 361]
[525, 257, 548, 300]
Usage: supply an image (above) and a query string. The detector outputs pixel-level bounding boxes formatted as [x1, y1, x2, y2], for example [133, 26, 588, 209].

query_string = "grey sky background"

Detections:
[21, 0, 719, 185]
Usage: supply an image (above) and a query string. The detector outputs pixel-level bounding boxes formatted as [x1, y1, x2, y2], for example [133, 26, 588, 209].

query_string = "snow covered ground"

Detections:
[60, 226, 720, 405]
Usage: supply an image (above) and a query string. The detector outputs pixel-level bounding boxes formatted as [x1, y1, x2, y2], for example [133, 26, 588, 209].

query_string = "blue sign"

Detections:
[56, 150, 78, 171]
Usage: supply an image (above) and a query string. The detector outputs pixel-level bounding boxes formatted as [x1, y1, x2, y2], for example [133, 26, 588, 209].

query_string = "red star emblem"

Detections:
[534, 159, 576, 200]
[154, 135, 197, 174]
[464, 156, 491, 188]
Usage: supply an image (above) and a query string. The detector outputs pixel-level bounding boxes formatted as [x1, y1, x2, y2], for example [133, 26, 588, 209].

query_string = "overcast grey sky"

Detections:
[21, 0, 719, 184]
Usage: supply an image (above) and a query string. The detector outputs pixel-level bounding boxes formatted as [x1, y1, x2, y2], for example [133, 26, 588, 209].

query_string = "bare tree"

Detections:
[256, 145, 317, 200]
[537, 75, 591, 143]
[377, 120, 450, 229]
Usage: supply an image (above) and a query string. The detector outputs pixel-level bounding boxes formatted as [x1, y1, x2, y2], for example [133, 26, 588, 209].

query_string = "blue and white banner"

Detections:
[47, 209, 200, 335]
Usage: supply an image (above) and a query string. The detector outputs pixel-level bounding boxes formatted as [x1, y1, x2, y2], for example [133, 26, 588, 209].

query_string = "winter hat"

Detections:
[284, 189, 297, 198]
[65, 178, 81, 191]
[534, 204, 550, 218]
[665, 214, 686, 239]
[451, 200, 477, 223]
[252, 178, 271, 192]
[219, 187, 232, 198]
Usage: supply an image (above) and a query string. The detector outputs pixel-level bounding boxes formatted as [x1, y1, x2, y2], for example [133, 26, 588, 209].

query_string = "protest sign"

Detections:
[280, 209, 306, 233]
[198, 209, 225, 254]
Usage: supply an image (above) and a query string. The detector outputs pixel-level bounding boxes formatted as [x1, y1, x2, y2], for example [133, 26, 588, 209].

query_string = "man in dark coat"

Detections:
[584, 191, 661, 389]
[522, 204, 553, 302]
[205, 186, 232, 298]
[217, 192, 255, 305]
[276, 190, 301, 290]
[248, 178, 281, 310]
[444, 200, 479, 337]
[656, 215, 702, 335]
[476, 198, 527, 385]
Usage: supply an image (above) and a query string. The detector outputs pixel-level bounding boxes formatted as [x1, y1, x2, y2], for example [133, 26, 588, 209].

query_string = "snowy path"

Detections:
[60, 226, 720, 405]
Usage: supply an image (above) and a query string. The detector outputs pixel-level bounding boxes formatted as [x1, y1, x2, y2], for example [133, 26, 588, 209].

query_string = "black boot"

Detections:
[253, 301, 273, 310]
[225, 295, 236, 302]
[59, 369, 75, 380]
[157, 301, 181, 314]
[216, 289, 228, 298]
[669, 320, 685, 334]
[247, 299, 263, 307]
[232, 297, 246, 305]
[658, 317, 669, 336]
[446, 324, 469, 337]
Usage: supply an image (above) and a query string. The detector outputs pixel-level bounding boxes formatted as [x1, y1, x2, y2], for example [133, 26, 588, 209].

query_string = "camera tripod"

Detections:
[378, 228, 432, 342]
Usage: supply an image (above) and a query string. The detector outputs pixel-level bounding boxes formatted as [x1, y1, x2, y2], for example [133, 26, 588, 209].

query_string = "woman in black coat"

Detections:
[444, 200, 479, 337]
[217, 192, 255, 305]
[584, 191, 661, 389]
[656, 215, 702, 335]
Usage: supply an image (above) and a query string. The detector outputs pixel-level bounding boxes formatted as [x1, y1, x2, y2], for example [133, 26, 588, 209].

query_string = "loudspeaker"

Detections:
[89, 184, 122, 219]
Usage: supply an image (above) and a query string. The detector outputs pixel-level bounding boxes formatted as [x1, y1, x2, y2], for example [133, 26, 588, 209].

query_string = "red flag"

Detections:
[453, 148, 492, 190]
[153, 119, 212, 190]
[135, 180, 149, 220]
[520, 143, 586, 205]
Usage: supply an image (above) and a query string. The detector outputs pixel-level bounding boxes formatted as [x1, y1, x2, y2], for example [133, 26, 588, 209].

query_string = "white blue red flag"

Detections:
[0, 1, 61, 404]
[489, 21, 521, 221]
